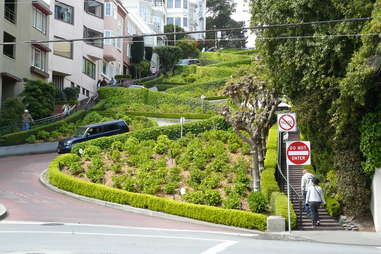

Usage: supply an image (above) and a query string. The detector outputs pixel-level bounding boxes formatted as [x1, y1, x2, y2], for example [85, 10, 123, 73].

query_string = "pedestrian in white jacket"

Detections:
[306, 177, 326, 228]
[301, 170, 314, 215]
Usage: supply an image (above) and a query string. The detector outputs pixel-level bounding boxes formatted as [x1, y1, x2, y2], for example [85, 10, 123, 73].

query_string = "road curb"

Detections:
[39, 169, 268, 235]
[0, 203, 7, 220]
[0, 142, 57, 158]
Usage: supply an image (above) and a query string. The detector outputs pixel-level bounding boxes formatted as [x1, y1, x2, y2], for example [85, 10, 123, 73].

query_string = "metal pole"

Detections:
[287, 163, 291, 233]
[174, 24, 176, 45]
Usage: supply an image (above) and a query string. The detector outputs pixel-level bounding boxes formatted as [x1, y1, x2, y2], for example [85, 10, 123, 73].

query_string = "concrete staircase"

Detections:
[278, 131, 344, 231]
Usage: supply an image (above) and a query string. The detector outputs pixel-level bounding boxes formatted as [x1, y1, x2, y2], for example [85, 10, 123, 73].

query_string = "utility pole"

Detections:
[174, 24, 177, 45]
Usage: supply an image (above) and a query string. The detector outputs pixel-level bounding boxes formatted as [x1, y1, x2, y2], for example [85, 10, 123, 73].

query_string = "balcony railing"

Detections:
[4, 7, 16, 24]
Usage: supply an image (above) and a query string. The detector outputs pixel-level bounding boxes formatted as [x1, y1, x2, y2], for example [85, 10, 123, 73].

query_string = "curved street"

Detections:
[0, 153, 243, 232]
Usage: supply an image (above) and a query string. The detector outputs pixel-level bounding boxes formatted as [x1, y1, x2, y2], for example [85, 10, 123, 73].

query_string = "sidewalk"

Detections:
[0, 142, 57, 157]
[289, 230, 381, 246]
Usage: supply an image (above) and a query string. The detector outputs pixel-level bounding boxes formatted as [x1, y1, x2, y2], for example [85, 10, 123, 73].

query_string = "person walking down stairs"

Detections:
[306, 178, 326, 228]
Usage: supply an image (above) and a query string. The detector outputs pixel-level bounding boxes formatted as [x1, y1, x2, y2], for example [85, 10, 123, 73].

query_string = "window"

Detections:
[84, 26, 103, 48]
[82, 87, 86, 95]
[175, 0, 181, 8]
[84, 0, 104, 18]
[83, 58, 96, 79]
[183, 0, 188, 9]
[33, 7, 47, 34]
[55, 1, 74, 24]
[4, 0, 17, 23]
[53, 36, 73, 59]
[3, 32, 16, 59]
[105, 2, 113, 16]
[102, 60, 107, 75]
[104, 30, 112, 45]
[86, 90, 89, 97]
[175, 17, 181, 26]
[167, 17, 174, 25]
[183, 17, 188, 27]
[32, 47, 47, 71]
[167, 0, 173, 8]
[71, 82, 75, 88]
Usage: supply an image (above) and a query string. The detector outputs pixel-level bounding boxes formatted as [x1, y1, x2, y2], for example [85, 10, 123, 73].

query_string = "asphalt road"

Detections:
[0, 153, 246, 233]
[0, 222, 380, 254]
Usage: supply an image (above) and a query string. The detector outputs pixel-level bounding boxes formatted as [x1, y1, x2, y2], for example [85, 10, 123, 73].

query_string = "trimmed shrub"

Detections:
[248, 192, 268, 213]
[25, 135, 36, 144]
[37, 130, 50, 141]
[223, 192, 241, 210]
[48, 156, 267, 230]
[72, 116, 229, 153]
[270, 192, 297, 229]
[0, 110, 87, 146]
[326, 196, 342, 217]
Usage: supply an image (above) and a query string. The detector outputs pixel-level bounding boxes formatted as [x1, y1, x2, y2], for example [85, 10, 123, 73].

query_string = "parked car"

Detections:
[57, 120, 129, 154]
[176, 59, 201, 66]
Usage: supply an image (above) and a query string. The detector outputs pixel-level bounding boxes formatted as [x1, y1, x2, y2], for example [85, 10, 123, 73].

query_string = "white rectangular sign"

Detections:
[277, 113, 297, 132]
[286, 141, 311, 166]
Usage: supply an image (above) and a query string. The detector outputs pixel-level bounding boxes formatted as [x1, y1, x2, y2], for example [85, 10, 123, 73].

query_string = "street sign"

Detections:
[286, 141, 311, 165]
[277, 113, 297, 132]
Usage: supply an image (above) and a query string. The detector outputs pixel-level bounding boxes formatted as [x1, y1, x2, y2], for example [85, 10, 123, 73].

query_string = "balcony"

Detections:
[4, 0, 17, 24]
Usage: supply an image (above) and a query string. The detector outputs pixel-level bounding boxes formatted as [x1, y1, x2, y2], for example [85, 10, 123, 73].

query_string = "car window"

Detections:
[74, 127, 87, 137]
[103, 124, 120, 132]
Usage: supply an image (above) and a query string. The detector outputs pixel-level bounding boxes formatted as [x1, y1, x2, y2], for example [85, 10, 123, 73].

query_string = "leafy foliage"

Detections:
[153, 46, 183, 74]
[251, 0, 380, 216]
[21, 80, 56, 119]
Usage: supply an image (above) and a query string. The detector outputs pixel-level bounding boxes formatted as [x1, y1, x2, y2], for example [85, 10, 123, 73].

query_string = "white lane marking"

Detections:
[200, 241, 238, 254]
[0, 220, 258, 237]
[0, 230, 225, 242]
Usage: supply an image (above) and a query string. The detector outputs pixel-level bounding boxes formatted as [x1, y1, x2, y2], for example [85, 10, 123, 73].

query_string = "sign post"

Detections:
[285, 141, 311, 233]
[277, 113, 297, 132]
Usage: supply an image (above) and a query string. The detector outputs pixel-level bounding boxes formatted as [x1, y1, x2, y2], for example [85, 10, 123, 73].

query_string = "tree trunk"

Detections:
[251, 146, 260, 192]
[257, 138, 265, 173]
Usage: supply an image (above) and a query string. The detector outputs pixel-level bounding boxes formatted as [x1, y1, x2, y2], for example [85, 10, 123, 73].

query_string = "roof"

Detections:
[81, 120, 126, 128]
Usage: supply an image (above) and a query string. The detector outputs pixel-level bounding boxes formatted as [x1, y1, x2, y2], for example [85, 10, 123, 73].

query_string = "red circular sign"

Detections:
[287, 141, 310, 165]
[279, 114, 296, 131]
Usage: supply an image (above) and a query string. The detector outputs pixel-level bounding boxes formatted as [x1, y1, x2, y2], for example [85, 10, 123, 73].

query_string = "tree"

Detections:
[177, 40, 200, 59]
[21, 80, 56, 119]
[251, 0, 379, 216]
[164, 24, 186, 45]
[0, 98, 25, 131]
[222, 65, 279, 191]
[206, 0, 247, 48]
[153, 46, 182, 74]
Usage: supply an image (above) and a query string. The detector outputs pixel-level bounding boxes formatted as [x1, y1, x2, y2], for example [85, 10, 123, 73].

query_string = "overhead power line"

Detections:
[0, 17, 373, 45]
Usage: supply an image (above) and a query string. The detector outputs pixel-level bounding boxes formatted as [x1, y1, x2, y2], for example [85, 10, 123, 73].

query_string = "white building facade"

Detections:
[166, 0, 206, 40]
[49, 0, 105, 100]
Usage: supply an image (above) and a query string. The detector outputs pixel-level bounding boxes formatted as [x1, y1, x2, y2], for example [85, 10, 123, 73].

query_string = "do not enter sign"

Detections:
[286, 141, 311, 165]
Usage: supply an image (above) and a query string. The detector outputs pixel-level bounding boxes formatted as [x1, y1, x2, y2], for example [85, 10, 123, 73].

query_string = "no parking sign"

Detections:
[277, 113, 297, 132]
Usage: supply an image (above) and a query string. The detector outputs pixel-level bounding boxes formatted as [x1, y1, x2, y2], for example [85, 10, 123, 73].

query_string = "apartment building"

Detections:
[0, 0, 52, 106]
[49, 0, 106, 100]
[122, 0, 166, 47]
[102, 0, 128, 81]
[232, 0, 255, 47]
[166, 0, 206, 40]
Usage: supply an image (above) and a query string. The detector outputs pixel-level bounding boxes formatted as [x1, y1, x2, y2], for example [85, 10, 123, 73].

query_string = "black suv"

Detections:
[57, 120, 129, 154]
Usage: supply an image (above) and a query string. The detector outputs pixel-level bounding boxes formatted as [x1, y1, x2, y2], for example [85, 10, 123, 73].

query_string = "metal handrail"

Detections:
[276, 131, 303, 227]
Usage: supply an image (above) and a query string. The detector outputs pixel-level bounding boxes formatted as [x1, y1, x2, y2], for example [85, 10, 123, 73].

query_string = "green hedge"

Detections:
[205, 96, 227, 101]
[48, 154, 267, 231]
[270, 192, 297, 229]
[326, 196, 342, 217]
[260, 125, 280, 201]
[0, 110, 87, 146]
[166, 79, 227, 94]
[99, 87, 211, 110]
[124, 111, 213, 119]
[260, 125, 297, 229]
[73, 116, 229, 152]
[208, 59, 252, 68]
